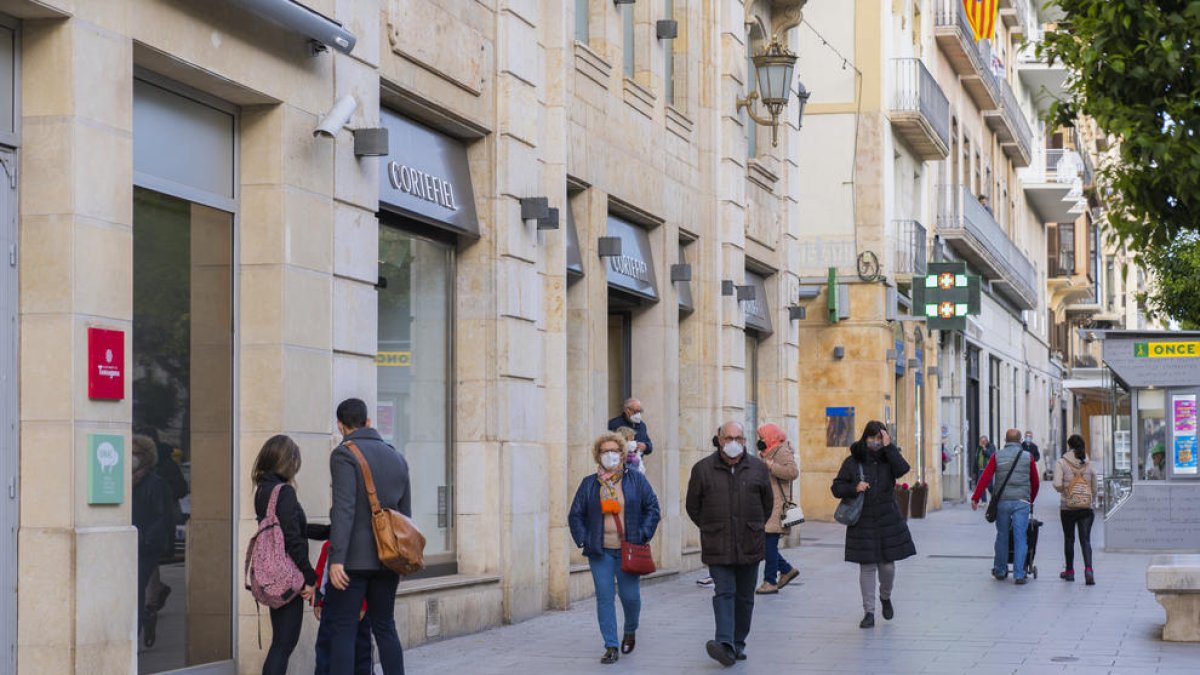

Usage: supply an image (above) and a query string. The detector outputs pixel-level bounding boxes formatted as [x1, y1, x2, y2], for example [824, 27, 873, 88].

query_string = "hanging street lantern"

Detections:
[737, 38, 799, 147]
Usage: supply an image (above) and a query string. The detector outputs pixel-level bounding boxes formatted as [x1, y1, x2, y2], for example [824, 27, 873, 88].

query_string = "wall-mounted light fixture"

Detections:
[613, 0, 636, 5]
[670, 264, 692, 282]
[352, 127, 389, 157]
[927, 366, 940, 378]
[313, 95, 358, 138]
[795, 80, 812, 128]
[231, 0, 357, 55]
[833, 346, 845, 360]
[886, 349, 898, 361]
[908, 358, 921, 369]
[788, 305, 806, 321]
[721, 280, 736, 296]
[657, 20, 678, 40]
[735, 285, 756, 301]
[598, 237, 623, 257]
[520, 197, 550, 222]
[737, 38, 798, 146]
[537, 208, 560, 231]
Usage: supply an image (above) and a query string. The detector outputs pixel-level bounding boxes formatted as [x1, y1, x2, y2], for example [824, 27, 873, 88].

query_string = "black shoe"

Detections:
[152, 585, 172, 612]
[1015, 577, 1028, 585]
[881, 599, 894, 621]
[621, 633, 636, 654]
[1085, 569, 1095, 586]
[142, 610, 157, 648]
[859, 612, 875, 629]
[992, 570, 1008, 581]
[601, 647, 619, 664]
[735, 652, 747, 661]
[705, 640, 736, 667]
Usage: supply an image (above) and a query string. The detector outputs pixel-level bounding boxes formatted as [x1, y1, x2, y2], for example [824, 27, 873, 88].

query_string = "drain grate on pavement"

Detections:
[1050, 656, 1079, 663]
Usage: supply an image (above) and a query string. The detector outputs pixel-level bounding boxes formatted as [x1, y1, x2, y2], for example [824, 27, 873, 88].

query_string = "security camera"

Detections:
[313, 95, 358, 138]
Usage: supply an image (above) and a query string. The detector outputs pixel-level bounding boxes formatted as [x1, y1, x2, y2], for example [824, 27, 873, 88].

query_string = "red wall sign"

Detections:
[88, 327, 125, 400]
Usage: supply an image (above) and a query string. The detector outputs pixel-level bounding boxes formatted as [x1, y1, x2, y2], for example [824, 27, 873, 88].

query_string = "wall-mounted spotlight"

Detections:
[537, 208, 560, 231]
[598, 237, 623, 257]
[735, 285, 756, 301]
[613, 0, 636, 5]
[657, 20, 678, 40]
[520, 197, 549, 222]
[231, 0, 357, 55]
[833, 346, 845, 360]
[352, 127, 389, 157]
[670, 264, 692, 282]
[722, 280, 736, 296]
[788, 305, 806, 321]
[314, 94, 358, 138]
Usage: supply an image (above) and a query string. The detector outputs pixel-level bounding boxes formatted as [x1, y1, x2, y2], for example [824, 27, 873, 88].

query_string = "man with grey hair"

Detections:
[972, 428, 1040, 584]
[608, 397, 653, 457]
[686, 421, 773, 666]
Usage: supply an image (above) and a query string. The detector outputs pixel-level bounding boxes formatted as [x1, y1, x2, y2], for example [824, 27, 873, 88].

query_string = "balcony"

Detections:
[889, 59, 951, 160]
[1020, 148, 1085, 222]
[935, 0, 1001, 111]
[891, 219, 928, 280]
[984, 78, 1033, 167]
[1017, 30, 1067, 113]
[999, 0, 1030, 34]
[937, 185, 1038, 309]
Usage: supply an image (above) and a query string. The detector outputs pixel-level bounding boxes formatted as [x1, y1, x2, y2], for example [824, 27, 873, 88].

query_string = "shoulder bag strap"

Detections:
[994, 450, 1023, 500]
[344, 441, 385, 517]
[609, 512, 626, 543]
[266, 483, 284, 517]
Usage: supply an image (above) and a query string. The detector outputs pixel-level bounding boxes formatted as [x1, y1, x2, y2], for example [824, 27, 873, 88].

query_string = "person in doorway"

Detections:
[251, 435, 318, 675]
[133, 425, 188, 623]
[132, 435, 175, 650]
[755, 423, 800, 594]
[830, 421, 917, 628]
[1022, 431, 1042, 463]
[608, 398, 654, 458]
[686, 421, 772, 666]
[1053, 434, 1097, 585]
[973, 436, 996, 503]
[568, 431, 661, 664]
[325, 398, 410, 675]
[972, 429, 1040, 584]
[1147, 445, 1167, 480]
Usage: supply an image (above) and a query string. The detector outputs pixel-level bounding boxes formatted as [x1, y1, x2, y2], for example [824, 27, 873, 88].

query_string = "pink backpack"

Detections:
[244, 484, 305, 609]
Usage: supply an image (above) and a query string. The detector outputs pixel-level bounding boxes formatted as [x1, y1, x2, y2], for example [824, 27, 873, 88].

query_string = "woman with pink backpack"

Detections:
[250, 435, 322, 674]
[1053, 434, 1097, 585]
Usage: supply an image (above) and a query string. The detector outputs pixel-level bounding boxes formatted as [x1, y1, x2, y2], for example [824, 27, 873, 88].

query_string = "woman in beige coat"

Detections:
[756, 423, 800, 594]
[1052, 434, 1098, 585]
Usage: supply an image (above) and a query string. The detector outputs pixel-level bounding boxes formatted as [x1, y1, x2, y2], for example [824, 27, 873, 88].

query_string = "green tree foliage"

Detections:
[1140, 233, 1200, 331]
[1040, 1, 1200, 324]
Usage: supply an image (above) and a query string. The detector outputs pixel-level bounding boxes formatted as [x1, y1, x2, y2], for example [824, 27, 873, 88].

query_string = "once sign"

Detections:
[1135, 341, 1200, 359]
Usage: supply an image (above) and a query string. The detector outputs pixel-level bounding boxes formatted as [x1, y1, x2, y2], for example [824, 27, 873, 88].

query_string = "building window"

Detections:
[746, 331, 761, 449]
[623, 2, 635, 77]
[989, 356, 1001, 445]
[377, 224, 457, 576]
[575, 0, 589, 44]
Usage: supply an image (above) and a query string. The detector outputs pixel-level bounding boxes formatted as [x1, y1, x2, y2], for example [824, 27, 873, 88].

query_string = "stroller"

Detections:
[1006, 515, 1042, 579]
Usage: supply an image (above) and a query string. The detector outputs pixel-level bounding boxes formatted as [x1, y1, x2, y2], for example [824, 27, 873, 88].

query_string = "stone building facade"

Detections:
[0, 0, 812, 672]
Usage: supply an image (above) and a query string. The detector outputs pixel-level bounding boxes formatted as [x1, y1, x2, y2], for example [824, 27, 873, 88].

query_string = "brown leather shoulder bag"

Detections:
[344, 441, 426, 576]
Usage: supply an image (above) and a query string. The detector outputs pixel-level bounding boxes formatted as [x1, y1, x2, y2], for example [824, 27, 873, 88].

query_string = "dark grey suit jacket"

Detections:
[329, 427, 411, 570]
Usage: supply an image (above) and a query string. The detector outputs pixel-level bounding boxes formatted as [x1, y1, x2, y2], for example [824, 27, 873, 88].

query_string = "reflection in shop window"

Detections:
[377, 225, 456, 576]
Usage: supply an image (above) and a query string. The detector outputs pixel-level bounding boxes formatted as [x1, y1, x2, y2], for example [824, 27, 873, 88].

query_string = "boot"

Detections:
[1085, 568, 1095, 586]
[859, 612, 875, 629]
[1060, 568, 1074, 582]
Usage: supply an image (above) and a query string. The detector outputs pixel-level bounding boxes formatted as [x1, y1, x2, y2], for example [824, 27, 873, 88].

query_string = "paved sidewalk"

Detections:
[406, 493, 1198, 674]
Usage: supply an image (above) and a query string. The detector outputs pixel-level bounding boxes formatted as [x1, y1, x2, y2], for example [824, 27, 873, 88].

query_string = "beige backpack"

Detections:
[1063, 462, 1093, 509]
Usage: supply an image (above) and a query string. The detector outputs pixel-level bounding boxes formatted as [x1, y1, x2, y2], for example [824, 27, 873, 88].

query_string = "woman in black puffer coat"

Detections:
[831, 420, 917, 629]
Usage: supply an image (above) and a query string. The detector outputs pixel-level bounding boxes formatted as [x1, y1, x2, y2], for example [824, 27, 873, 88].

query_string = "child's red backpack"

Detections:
[244, 484, 304, 608]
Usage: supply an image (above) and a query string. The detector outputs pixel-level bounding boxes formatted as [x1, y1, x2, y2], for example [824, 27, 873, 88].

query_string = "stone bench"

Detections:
[1147, 554, 1200, 642]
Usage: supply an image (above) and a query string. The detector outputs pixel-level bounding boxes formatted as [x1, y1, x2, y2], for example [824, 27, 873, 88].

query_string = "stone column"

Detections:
[18, 16, 137, 674]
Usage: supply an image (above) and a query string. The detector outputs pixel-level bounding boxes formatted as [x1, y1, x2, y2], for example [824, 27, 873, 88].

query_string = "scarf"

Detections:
[597, 465, 624, 514]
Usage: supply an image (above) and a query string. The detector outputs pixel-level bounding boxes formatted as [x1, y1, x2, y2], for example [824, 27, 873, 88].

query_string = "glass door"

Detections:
[0, 147, 17, 675]
[132, 187, 234, 673]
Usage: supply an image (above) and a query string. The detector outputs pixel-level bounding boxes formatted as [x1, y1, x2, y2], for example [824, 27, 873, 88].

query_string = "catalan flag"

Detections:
[963, 0, 999, 42]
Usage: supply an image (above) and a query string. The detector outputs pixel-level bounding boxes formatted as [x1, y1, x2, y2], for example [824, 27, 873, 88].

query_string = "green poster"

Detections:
[88, 433, 124, 505]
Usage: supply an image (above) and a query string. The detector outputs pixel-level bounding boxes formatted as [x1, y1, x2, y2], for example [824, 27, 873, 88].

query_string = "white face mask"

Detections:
[629, 412, 643, 425]
[722, 441, 744, 459]
[601, 452, 622, 470]
[626, 441, 639, 454]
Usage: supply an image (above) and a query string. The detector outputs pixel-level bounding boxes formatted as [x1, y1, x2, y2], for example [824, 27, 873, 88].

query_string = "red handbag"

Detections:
[610, 513, 656, 576]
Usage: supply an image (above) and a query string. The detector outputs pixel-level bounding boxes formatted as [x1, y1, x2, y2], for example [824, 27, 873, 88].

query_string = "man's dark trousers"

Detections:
[710, 563, 758, 655]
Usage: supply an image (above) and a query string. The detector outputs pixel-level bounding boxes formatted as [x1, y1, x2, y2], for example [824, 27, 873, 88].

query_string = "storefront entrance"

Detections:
[132, 77, 236, 674]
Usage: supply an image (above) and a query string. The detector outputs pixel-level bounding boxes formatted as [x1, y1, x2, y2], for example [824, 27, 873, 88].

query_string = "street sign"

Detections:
[911, 262, 981, 331]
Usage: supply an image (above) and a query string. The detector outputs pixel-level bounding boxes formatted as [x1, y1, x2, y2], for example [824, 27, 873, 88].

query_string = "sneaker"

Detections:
[1085, 568, 1095, 586]
[755, 582, 779, 595]
[696, 577, 714, 588]
[1060, 569, 1075, 582]
[881, 599, 894, 621]
[1015, 577, 1028, 585]
[992, 570, 1008, 581]
[705, 640, 736, 667]
[859, 612, 875, 629]
[777, 568, 800, 589]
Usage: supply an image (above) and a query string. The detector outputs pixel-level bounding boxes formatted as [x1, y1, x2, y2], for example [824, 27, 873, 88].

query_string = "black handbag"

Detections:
[984, 451, 1024, 523]
[834, 463, 866, 526]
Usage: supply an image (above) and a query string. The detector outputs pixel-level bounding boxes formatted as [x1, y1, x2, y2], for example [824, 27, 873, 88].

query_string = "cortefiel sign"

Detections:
[379, 109, 479, 237]
[605, 215, 659, 302]
[87, 327, 125, 400]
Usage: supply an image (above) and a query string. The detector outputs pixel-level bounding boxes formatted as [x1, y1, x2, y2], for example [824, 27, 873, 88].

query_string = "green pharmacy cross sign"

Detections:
[911, 261, 981, 331]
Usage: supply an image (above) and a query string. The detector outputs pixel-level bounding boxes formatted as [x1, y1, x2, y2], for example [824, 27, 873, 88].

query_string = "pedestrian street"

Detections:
[407, 494, 1197, 675]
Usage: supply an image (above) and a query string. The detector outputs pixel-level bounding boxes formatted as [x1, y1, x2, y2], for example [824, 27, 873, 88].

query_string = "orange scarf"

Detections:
[598, 467, 623, 514]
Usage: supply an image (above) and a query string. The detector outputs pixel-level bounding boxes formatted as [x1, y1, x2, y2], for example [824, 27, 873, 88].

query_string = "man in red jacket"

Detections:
[971, 429, 1040, 584]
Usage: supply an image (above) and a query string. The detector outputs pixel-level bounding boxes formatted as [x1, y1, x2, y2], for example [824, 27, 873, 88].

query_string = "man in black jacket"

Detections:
[323, 398, 411, 675]
[608, 397, 653, 457]
[685, 421, 773, 666]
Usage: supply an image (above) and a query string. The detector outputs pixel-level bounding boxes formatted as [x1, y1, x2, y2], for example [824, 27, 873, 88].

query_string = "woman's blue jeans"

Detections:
[588, 548, 642, 648]
[763, 533, 794, 584]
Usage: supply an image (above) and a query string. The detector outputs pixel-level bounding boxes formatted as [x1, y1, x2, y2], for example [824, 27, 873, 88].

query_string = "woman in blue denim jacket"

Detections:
[569, 431, 662, 665]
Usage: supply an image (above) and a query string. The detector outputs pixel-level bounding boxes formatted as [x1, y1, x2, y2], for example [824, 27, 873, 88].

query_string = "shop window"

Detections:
[377, 225, 457, 576]
[575, 0, 589, 44]
[607, 313, 633, 416]
[745, 331, 761, 449]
